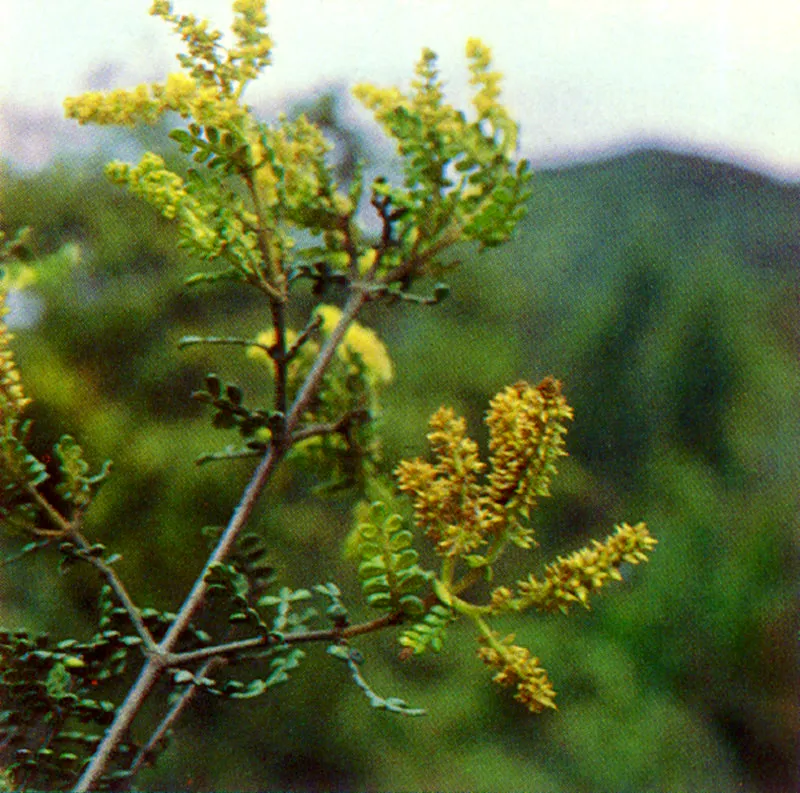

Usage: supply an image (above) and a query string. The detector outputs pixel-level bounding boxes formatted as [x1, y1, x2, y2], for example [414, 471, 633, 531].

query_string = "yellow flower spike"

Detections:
[150, 0, 171, 15]
[516, 522, 657, 614]
[489, 586, 514, 611]
[105, 152, 189, 220]
[393, 458, 438, 534]
[483, 378, 573, 542]
[477, 631, 557, 713]
[229, 0, 272, 86]
[466, 39, 503, 119]
[396, 379, 574, 558]
[69, 1, 270, 129]
[64, 85, 162, 127]
[396, 406, 488, 556]
[465, 38, 491, 69]
[351, 84, 409, 121]
[464, 37, 518, 155]
[0, 291, 31, 419]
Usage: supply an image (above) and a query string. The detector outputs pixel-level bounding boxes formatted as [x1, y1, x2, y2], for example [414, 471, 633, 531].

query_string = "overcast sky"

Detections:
[2, 0, 800, 178]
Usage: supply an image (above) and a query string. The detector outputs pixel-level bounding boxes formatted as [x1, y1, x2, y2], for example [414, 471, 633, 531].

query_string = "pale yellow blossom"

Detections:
[315, 305, 393, 386]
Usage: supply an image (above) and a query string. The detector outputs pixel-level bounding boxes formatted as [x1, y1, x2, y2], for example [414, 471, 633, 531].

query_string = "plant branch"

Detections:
[73, 658, 164, 792]
[24, 485, 157, 651]
[379, 219, 463, 286]
[241, 166, 287, 300]
[118, 601, 408, 789]
[71, 530, 159, 654]
[24, 483, 72, 536]
[177, 335, 272, 352]
[74, 287, 370, 791]
[283, 288, 370, 435]
[286, 313, 322, 361]
[291, 410, 370, 444]
[166, 606, 406, 668]
[110, 656, 224, 793]
[269, 298, 288, 421]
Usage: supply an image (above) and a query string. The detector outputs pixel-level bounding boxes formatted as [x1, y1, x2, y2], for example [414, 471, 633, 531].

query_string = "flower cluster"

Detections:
[64, 2, 357, 301]
[465, 38, 507, 125]
[476, 632, 557, 714]
[65, 0, 272, 130]
[64, 0, 272, 130]
[315, 306, 394, 388]
[105, 154, 188, 221]
[246, 305, 393, 487]
[393, 381, 656, 713]
[151, 0, 272, 97]
[226, 0, 273, 85]
[63, 84, 162, 127]
[483, 378, 573, 544]
[514, 522, 657, 614]
[395, 407, 486, 556]
[0, 292, 30, 423]
[394, 379, 572, 557]
[63, 71, 245, 130]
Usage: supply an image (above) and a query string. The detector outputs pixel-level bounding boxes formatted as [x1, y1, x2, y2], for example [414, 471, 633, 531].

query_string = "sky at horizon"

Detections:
[1, 1, 800, 179]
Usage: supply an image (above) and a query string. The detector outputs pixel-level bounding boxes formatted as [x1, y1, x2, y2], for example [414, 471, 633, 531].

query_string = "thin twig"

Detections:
[242, 166, 287, 300]
[177, 335, 272, 352]
[0, 538, 51, 567]
[165, 604, 408, 668]
[286, 314, 322, 361]
[24, 485, 157, 651]
[291, 410, 370, 444]
[380, 219, 463, 286]
[269, 298, 288, 421]
[72, 531, 159, 654]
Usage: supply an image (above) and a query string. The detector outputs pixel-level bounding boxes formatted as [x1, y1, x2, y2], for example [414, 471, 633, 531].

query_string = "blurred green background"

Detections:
[0, 97, 797, 791]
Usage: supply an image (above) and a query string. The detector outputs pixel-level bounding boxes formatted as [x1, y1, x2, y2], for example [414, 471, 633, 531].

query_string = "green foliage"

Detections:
[170, 646, 306, 700]
[53, 436, 112, 511]
[191, 373, 274, 454]
[326, 642, 425, 716]
[352, 40, 531, 254]
[350, 501, 428, 617]
[398, 603, 455, 655]
[0, 616, 139, 790]
[0, 423, 45, 535]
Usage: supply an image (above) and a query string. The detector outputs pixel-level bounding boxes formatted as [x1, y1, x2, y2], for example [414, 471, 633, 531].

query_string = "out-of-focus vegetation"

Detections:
[1, 101, 797, 790]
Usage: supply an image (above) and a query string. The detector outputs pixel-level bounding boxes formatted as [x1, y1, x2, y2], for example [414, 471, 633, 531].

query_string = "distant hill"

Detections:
[525, 147, 800, 276]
